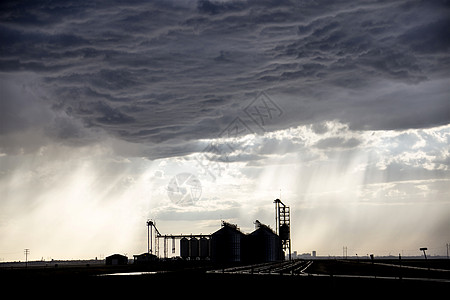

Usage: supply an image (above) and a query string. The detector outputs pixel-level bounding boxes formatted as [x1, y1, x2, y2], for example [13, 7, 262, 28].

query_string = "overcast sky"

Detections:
[1, 0, 449, 261]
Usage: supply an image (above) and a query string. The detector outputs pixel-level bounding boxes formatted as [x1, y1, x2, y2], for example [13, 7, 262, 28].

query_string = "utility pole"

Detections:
[24, 249, 30, 268]
[420, 247, 428, 260]
[420, 247, 429, 270]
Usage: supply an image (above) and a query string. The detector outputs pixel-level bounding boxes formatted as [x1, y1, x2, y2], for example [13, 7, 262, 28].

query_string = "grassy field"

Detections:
[308, 259, 450, 279]
[1, 259, 448, 296]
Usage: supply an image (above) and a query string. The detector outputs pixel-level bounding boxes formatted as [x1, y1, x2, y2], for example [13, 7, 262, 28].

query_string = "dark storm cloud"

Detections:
[0, 74, 105, 153]
[1, 0, 449, 158]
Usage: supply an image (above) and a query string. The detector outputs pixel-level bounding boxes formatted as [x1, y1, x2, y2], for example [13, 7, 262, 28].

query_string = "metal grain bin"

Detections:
[189, 237, 199, 259]
[211, 222, 244, 262]
[180, 237, 189, 259]
[199, 237, 210, 259]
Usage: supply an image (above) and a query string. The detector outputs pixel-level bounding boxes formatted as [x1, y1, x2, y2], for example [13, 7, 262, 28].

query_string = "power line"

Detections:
[24, 249, 30, 268]
[343, 246, 348, 259]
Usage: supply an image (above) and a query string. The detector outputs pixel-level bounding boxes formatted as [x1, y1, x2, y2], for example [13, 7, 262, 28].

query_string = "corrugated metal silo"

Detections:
[247, 222, 281, 263]
[199, 237, 209, 259]
[211, 222, 243, 262]
[189, 237, 199, 259]
[180, 237, 189, 259]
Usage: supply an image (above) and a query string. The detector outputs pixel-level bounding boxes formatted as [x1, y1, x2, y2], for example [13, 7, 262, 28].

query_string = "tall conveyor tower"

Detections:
[274, 198, 291, 260]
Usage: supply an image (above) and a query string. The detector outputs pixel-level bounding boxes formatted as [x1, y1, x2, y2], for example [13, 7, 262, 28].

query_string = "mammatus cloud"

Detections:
[1, 0, 449, 260]
[1, 0, 449, 158]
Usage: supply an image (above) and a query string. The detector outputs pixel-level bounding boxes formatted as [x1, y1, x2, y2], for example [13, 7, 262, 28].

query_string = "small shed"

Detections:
[133, 253, 158, 264]
[105, 254, 128, 265]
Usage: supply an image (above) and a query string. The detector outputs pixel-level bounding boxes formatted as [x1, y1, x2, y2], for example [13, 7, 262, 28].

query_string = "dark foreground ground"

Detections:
[1, 259, 449, 296]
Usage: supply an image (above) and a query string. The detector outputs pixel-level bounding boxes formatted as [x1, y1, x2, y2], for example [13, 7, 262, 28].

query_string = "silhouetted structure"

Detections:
[210, 220, 282, 263]
[140, 200, 291, 263]
[211, 221, 244, 263]
[245, 220, 282, 263]
[274, 198, 291, 260]
[199, 237, 210, 259]
[133, 252, 157, 264]
[180, 237, 189, 259]
[105, 254, 128, 265]
[189, 237, 199, 259]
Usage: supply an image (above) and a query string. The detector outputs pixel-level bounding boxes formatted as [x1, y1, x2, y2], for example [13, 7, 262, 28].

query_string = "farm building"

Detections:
[105, 254, 128, 265]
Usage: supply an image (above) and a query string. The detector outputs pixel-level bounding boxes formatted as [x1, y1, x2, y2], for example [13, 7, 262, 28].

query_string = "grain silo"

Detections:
[180, 237, 189, 259]
[199, 237, 209, 259]
[189, 237, 199, 259]
[247, 220, 281, 263]
[210, 221, 244, 262]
